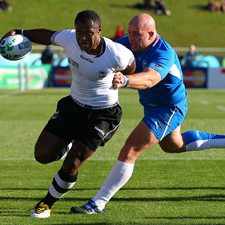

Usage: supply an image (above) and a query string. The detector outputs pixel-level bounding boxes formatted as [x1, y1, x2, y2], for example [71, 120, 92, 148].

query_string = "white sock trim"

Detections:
[54, 173, 76, 189]
[48, 185, 63, 199]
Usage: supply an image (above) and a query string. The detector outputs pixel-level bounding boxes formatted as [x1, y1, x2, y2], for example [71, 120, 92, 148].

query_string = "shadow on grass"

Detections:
[0, 213, 28, 217]
[0, 187, 99, 191]
[1, 208, 225, 225]
[113, 194, 225, 202]
[49, 223, 225, 225]
[52, 222, 151, 225]
[122, 186, 225, 191]
[0, 208, 30, 217]
[2, 186, 225, 191]
[52, 224, 110, 225]
[0, 196, 89, 201]
[149, 216, 225, 220]
[145, 216, 225, 225]
[52, 223, 175, 225]
[1, 194, 225, 202]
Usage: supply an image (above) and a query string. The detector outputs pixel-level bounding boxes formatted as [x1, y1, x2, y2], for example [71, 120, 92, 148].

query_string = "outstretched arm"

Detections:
[113, 67, 161, 90]
[1, 29, 56, 45]
[22, 29, 56, 45]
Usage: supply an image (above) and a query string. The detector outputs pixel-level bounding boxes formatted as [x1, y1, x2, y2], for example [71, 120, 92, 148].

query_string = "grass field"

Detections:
[1, 88, 225, 225]
[0, 0, 225, 47]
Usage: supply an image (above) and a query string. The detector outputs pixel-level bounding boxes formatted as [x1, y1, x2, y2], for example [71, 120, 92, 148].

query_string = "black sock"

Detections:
[41, 169, 78, 208]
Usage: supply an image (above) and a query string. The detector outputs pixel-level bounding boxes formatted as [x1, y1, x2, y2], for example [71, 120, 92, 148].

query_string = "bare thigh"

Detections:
[34, 129, 68, 164]
[159, 126, 185, 153]
[118, 121, 159, 163]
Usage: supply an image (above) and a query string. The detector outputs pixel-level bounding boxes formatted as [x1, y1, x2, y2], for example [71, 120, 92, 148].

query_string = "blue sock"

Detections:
[182, 130, 225, 151]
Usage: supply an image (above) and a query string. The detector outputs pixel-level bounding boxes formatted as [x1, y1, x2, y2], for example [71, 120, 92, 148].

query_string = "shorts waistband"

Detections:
[71, 97, 119, 110]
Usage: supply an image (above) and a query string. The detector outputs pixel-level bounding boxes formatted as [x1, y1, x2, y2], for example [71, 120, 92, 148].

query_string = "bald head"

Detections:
[128, 13, 156, 32]
[128, 13, 157, 51]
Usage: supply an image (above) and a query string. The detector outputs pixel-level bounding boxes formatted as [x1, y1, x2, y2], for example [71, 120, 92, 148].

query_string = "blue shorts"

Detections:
[143, 104, 187, 141]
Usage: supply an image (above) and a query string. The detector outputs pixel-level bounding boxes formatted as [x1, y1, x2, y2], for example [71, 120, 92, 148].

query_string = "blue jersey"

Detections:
[117, 36, 187, 112]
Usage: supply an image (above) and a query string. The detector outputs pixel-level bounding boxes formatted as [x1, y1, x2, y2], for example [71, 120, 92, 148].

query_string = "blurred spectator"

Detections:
[141, 0, 171, 15]
[0, 0, 12, 11]
[182, 45, 220, 68]
[41, 46, 53, 64]
[207, 0, 223, 12]
[221, 0, 225, 12]
[154, 0, 171, 15]
[143, 0, 154, 9]
[182, 45, 200, 67]
[112, 25, 125, 41]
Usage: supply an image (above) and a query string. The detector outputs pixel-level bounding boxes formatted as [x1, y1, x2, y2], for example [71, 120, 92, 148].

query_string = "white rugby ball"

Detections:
[0, 34, 32, 60]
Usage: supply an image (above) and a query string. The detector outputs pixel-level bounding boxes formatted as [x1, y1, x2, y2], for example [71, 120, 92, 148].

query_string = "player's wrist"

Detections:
[122, 75, 129, 88]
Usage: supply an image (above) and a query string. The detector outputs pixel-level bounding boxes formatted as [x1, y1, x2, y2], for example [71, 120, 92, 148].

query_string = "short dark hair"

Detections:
[74, 10, 101, 27]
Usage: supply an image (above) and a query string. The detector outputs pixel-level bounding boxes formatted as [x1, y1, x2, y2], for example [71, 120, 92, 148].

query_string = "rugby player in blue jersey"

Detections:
[71, 13, 225, 214]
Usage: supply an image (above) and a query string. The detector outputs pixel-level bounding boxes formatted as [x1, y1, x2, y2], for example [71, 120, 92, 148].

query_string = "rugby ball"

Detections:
[0, 34, 32, 60]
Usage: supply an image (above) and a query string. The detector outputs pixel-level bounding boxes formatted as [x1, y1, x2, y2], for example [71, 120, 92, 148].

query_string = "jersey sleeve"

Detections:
[113, 43, 135, 71]
[51, 29, 74, 47]
[148, 49, 174, 79]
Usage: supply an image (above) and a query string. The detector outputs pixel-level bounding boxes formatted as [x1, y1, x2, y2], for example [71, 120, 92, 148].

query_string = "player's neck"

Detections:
[144, 34, 159, 51]
[87, 38, 105, 56]
[150, 34, 159, 46]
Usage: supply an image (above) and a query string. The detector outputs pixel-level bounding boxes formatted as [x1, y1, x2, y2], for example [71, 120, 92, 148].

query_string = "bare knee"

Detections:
[118, 121, 158, 162]
[118, 147, 136, 162]
[118, 141, 151, 163]
[159, 129, 185, 153]
[62, 143, 95, 175]
[34, 130, 67, 164]
[160, 146, 177, 153]
[160, 145, 184, 153]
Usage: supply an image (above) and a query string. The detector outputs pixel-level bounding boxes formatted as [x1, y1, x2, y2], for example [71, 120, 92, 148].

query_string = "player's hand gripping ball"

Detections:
[0, 34, 32, 60]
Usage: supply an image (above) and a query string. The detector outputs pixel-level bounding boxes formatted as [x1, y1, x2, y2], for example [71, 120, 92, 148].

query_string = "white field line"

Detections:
[0, 91, 24, 98]
[216, 105, 225, 112]
[0, 94, 13, 98]
[2, 157, 225, 161]
[200, 100, 209, 105]
[200, 100, 225, 112]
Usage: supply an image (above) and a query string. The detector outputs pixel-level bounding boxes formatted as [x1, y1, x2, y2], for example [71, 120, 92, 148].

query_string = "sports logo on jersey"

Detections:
[94, 126, 105, 137]
[98, 71, 108, 79]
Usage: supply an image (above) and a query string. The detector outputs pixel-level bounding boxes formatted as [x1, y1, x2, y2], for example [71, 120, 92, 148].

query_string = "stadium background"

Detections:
[1, 0, 225, 225]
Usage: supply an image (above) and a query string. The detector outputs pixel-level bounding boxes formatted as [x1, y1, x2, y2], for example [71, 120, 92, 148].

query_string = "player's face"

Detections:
[128, 26, 151, 52]
[75, 22, 101, 53]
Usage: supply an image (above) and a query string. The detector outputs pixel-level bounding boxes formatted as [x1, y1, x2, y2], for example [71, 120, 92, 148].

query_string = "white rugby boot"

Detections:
[31, 202, 51, 218]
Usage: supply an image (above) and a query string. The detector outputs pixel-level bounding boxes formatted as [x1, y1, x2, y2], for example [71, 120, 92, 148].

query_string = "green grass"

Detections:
[1, 89, 225, 225]
[0, 0, 225, 47]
